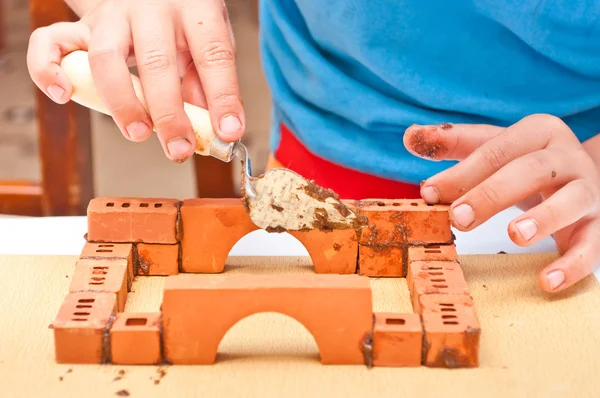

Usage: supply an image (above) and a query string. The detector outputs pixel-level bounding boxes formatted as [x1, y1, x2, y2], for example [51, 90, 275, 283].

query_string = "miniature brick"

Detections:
[358, 245, 404, 277]
[289, 228, 358, 274]
[181, 198, 357, 274]
[87, 197, 179, 244]
[420, 294, 480, 368]
[372, 313, 422, 367]
[69, 259, 128, 312]
[52, 292, 117, 364]
[358, 199, 452, 245]
[162, 273, 373, 365]
[407, 261, 469, 313]
[110, 312, 162, 365]
[80, 242, 134, 291]
[408, 244, 458, 263]
[137, 243, 179, 276]
[180, 198, 258, 273]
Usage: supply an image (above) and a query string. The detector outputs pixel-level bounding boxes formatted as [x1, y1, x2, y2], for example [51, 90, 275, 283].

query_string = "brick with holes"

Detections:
[52, 292, 117, 364]
[407, 261, 469, 313]
[69, 259, 128, 312]
[80, 242, 134, 290]
[87, 197, 180, 244]
[420, 294, 480, 368]
[137, 243, 179, 275]
[373, 313, 422, 367]
[408, 244, 458, 264]
[110, 312, 162, 365]
[357, 199, 452, 245]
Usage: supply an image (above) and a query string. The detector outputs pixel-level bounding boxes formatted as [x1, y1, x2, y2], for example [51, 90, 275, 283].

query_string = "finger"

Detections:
[508, 179, 598, 246]
[88, 21, 153, 142]
[448, 148, 579, 230]
[404, 123, 503, 161]
[131, 8, 196, 162]
[538, 220, 600, 292]
[181, 63, 208, 109]
[183, 2, 245, 142]
[421, 114, 575, 204]
[27, 22, 90, 104]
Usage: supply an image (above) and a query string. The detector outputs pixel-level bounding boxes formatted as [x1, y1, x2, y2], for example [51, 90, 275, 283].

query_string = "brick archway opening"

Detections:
[216, 312, 320, 363]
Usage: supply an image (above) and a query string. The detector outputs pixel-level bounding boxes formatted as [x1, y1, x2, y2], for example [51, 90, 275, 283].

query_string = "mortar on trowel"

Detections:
[60, 50, 364, 232]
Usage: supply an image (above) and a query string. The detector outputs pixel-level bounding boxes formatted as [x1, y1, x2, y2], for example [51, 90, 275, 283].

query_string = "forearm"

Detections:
[583, 134, 600, 172]
[64, 0, 102, 16]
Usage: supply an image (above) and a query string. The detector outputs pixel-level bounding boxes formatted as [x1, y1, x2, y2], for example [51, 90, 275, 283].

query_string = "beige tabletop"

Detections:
[0, 253, 599, 398]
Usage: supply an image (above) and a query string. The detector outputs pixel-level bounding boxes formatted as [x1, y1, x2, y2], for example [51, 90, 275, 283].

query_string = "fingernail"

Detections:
[219, 114, 242, 137]
[126, 122, 150, 141]
[547, 270, 565, 290]
[451, 203, 475, 228]
[515, 218, 538, 241]
[47, 85, 65, 102]
[421, 186, 440, 204]
[167, 138, 193, 160]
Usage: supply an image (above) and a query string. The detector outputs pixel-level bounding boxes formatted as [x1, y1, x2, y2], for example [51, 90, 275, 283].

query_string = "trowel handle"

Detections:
[60, 50, 234, 162]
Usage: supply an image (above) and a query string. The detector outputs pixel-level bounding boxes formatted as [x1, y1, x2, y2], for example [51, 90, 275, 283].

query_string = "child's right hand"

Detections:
[26, 0, 245, 163]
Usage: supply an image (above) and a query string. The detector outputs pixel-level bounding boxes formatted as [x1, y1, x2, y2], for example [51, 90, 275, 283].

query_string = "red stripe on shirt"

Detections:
[273, 123, 421, 200]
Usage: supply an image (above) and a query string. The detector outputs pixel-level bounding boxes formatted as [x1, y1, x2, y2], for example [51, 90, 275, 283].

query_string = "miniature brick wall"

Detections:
[51, 197, 480, 368]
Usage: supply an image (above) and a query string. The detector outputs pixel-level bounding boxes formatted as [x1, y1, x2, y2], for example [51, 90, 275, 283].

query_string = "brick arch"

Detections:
[217, 311, 320, 358]
[180, 198, 358, 274]
[162, 273, 373, 365]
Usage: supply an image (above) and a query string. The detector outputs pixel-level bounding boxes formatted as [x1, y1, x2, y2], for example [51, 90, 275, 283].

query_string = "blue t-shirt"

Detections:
[259, 1, 600, 184]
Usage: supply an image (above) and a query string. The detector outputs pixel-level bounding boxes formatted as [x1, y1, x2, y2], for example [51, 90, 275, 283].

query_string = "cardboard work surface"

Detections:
[0, 253, 599, 398]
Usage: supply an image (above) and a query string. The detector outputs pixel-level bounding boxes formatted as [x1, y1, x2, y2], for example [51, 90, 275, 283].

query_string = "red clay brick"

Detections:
[162, 273, 373, 365]
[408, 244, 458, 263]
[80, 242, 134, 290]
[110, 312, 161, 365]
[420, 294, 480, 368]
[87, 197, 179, 244]
[181, 198, 357, 274]
[69, 259, 128, 312]
[358, 199, 452, 245]
[358, 245, 404, 277]
[52, 292, 116, 364]
[137, 243, 179, 275]
[373, 313, 422, 367]
[289, 228, 358, 274]
[180, 198, 258, 273]
[407, 261, 469, 313]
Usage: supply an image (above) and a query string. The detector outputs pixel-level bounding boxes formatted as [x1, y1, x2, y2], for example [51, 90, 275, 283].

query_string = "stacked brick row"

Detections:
[51, 196, 481, 368]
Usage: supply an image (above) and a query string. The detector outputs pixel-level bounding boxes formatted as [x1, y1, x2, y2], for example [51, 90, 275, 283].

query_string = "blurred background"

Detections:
[0, 0, 271, 216]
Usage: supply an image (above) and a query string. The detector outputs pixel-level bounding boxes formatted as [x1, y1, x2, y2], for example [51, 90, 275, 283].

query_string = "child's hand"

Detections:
[26, 0, 244, 162]
[404, 114, 600, 293]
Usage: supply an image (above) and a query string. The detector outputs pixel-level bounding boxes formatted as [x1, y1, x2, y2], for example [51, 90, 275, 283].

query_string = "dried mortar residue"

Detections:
[175, 201, 183, 242]
[137, 251, 151, 275]
[406, 125, 449, 160]
[361, 314, 375, 369]
[102, 312, 117, 364]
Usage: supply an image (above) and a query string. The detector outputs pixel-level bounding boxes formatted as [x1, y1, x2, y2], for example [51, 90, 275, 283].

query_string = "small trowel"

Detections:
[61, 51, 362, 232]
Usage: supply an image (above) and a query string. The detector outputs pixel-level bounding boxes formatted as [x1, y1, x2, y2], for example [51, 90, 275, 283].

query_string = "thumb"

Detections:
[403, 123, 504, 161]
[27, 21, 90, 104]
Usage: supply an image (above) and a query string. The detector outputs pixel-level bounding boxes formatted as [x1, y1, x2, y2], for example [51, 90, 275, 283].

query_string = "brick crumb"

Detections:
[115, 390, 130, 397]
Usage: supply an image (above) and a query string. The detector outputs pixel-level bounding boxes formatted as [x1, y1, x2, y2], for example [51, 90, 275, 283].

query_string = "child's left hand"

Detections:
[404, 114, 600, 293]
